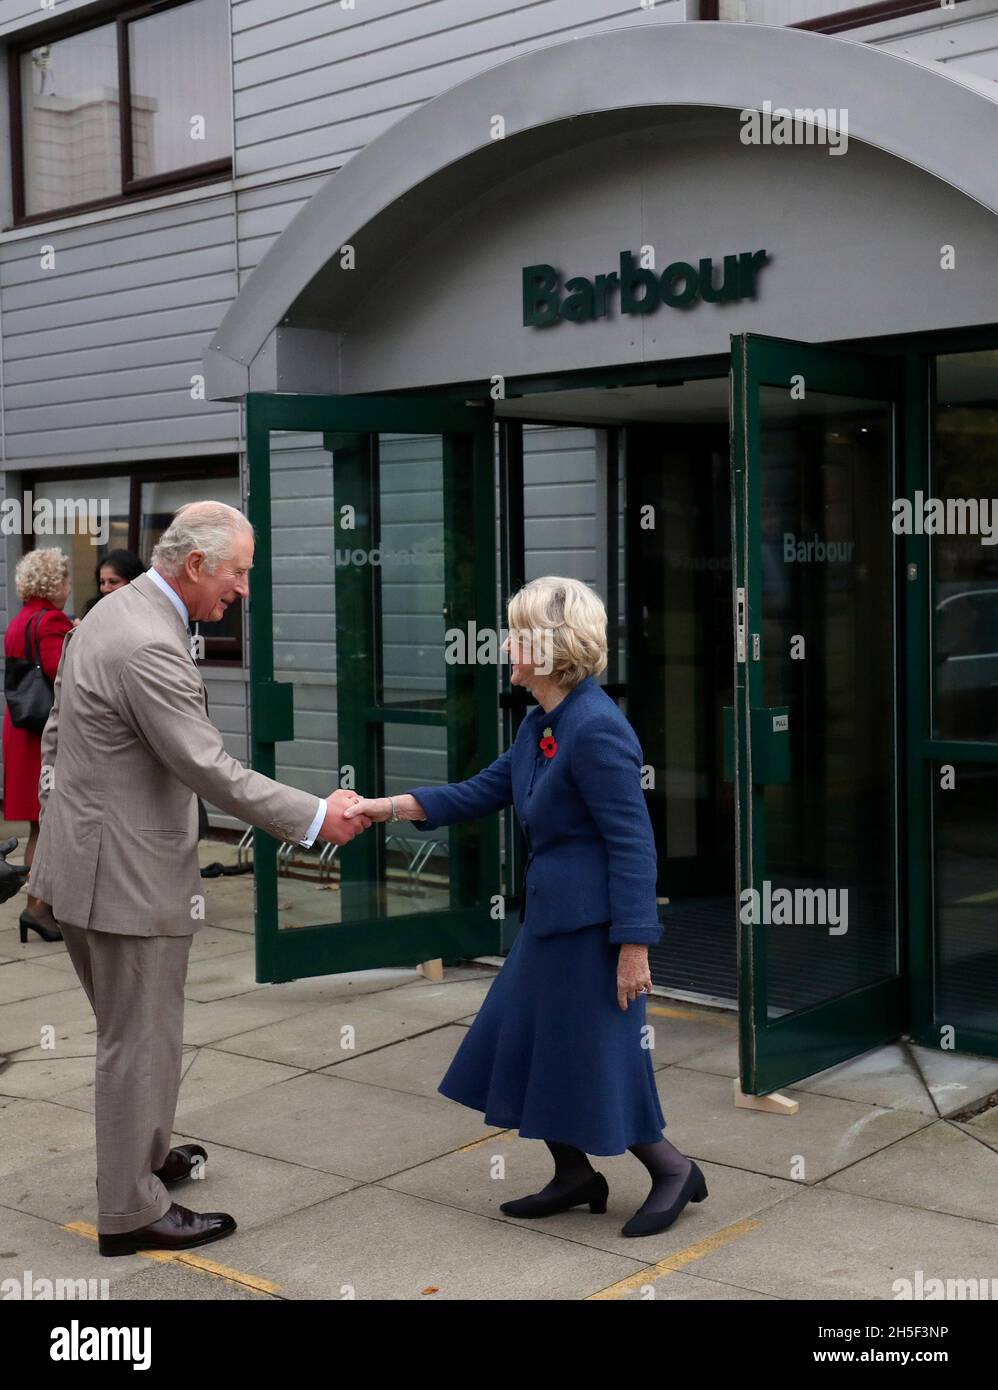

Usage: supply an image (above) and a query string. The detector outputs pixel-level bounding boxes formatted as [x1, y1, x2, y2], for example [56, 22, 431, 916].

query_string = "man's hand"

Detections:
[319, 788, 372, 845]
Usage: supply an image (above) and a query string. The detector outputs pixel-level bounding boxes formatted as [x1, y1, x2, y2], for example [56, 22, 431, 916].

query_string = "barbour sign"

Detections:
[522, 249, 769, 326]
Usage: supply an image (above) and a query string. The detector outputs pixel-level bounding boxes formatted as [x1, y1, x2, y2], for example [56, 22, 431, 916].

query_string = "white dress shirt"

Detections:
[148, 567, 326, 847]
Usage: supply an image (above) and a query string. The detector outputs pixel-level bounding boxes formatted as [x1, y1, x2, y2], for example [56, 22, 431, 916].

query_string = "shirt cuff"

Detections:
[299, 797, 326, 847]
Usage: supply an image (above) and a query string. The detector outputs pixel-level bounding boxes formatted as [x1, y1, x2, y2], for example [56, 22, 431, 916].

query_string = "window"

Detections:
[11, 0, 231, 224]
[702, 1, 974, 35]
[23, 461, 242, 663]
[931, 350, 998, 742]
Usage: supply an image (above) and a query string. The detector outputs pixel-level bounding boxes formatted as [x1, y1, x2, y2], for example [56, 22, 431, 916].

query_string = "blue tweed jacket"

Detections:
[409, 676, 662, 945]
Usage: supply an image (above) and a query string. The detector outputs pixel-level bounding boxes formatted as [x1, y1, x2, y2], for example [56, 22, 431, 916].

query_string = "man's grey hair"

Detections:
[151, 501, 254, 576]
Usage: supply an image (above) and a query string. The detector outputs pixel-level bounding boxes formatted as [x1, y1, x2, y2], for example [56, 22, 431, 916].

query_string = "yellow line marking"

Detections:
[586, 1217, 763, 1299]
[648, 1004, 737, 1029]
[63, 1221, 281, 1295]
[454, 1128, 513, 1153]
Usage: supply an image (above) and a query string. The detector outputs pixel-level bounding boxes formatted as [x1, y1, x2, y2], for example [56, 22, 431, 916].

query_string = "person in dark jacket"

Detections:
[80, 549, 146, 619]
[345, 576, 707, 1238]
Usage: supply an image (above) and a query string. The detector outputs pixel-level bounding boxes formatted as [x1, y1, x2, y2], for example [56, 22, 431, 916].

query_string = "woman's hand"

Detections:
[342, 793, 427, 823]
[616, 943, 652, 1011]
[342, 797, 393, 823]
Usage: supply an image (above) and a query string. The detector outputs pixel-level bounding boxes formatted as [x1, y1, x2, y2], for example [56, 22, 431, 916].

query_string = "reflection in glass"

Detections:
[759, 387, 896, 1016]
[933, 764, 998, 1035]
[379, 433, 446, 708]
[128, 0, 230, 179]
[21, 25, 119, 216]
[270, 431, 471, 933]
[932, 351, 998, 742]
[29, 477, 129, 616]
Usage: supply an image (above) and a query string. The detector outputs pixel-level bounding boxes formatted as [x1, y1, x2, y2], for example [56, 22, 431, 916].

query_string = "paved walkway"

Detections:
[1, 834, 996, 1301]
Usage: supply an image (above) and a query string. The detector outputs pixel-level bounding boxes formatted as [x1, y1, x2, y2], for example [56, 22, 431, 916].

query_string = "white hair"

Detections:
[150, 501, 253, 576]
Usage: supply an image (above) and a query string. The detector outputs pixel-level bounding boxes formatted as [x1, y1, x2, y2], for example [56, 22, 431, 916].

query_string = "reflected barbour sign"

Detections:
[522, 249, 769, 326]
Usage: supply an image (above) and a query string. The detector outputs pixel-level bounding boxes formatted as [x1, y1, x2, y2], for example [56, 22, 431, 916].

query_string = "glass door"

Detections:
[730, 334, 905, 1094]
[245, 392, 499, 983]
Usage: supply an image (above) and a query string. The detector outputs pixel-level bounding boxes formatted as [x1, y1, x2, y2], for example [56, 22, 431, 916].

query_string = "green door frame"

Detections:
[731, 333, 906, 1093]
[902, 349, 998, 1060]
[245, 391, 500, 983]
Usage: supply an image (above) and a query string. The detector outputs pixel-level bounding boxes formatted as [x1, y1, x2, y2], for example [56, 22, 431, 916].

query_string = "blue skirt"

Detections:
[438, 915, 666, 1155]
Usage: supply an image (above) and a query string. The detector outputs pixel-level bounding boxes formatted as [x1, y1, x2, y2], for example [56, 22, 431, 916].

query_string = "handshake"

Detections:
[318, 789, 418, 844]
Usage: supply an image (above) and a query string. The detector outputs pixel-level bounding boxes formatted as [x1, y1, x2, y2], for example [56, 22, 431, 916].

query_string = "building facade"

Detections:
[3, 0, 998, 1094]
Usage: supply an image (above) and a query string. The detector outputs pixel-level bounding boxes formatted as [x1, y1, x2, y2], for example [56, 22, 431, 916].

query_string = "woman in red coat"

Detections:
[3, 547, 73, 941]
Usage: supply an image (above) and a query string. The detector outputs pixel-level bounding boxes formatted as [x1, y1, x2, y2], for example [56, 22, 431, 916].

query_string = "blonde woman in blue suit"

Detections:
[346, 576, 706, 1237]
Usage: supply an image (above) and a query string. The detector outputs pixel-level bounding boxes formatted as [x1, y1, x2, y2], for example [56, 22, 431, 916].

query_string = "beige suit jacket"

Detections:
[28, 571, 318, 935]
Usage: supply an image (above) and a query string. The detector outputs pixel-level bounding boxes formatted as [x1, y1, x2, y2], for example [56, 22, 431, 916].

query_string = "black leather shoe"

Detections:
[620, 1159, 708, 1237]
[500, 1170, 608, 1218]
[19, 909, 62, 943]
[153, 1144, 207, 1186]
[98, 1202, 236, 1257]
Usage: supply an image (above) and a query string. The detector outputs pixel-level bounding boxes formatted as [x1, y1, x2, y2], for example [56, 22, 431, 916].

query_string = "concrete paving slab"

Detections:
[644, 1002, 739, 1069]
[0, 1128, 355, 1234]
[908, 1045, 998, 1116]
[791, 1044, 937, 1115]
[0, 960, 81, 1006]
[51, 1046, 307, 1118]
[820, 1119, 998, 1223]
[184, 952, 431, 1006]
[180, 993, 321, 1047]
[0, 1205, 148, 1290]
[685, 1185, 998, 1301]
[183, 950, 271, 1002]
[653, 1065, 933, 1182]
[257, 967, 465, 1005]
[667, 1038, 739, 1078]
[382, 1133, 797, 1261]
[611, 1270, 778, 1300]
[953, 1103, 998, 1151]
[4, 1033, 95, 1061]
[0, 987, 97, 1055]
[0, 1053, 103, 1104]
[187, 926, 259, 963]
[0, 1098, 96, 1178]
[112, 1262, 278, 1300]
[176, 1071, 505, 1182]
[14, 949, 77, 977]
[0, 922, 67, 962]
[325, 1024, 471, 1098]
[211, 997, 462, 1069]
[216, 1184, 649, 1300]
[374, 977, 496, 1022]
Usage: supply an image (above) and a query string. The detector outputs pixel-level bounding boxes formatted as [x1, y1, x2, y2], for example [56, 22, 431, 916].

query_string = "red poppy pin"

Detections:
[539, 725, 557, 759]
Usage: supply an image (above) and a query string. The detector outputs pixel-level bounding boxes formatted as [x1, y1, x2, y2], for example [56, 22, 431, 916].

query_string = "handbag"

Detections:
[4, 611, 56, 734]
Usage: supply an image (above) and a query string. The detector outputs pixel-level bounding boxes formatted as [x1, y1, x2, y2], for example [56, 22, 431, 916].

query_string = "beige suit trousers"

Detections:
[60, 922, 192, 1235]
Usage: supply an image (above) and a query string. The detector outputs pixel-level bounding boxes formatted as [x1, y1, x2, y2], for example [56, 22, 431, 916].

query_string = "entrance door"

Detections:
[730, 334, 905, 1094]
[245, 392, 499, 983]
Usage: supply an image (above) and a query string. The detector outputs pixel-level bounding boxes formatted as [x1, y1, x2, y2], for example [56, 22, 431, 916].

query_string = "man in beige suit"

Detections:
[29, 501, 369, 1257]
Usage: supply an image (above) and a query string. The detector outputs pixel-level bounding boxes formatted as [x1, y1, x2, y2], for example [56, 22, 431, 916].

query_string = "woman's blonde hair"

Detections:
[507, 576, 608, 689]
[15, 547, 69, 602]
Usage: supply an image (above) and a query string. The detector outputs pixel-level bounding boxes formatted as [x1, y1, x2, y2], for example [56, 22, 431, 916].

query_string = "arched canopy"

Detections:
[205, 20, 998, 397]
